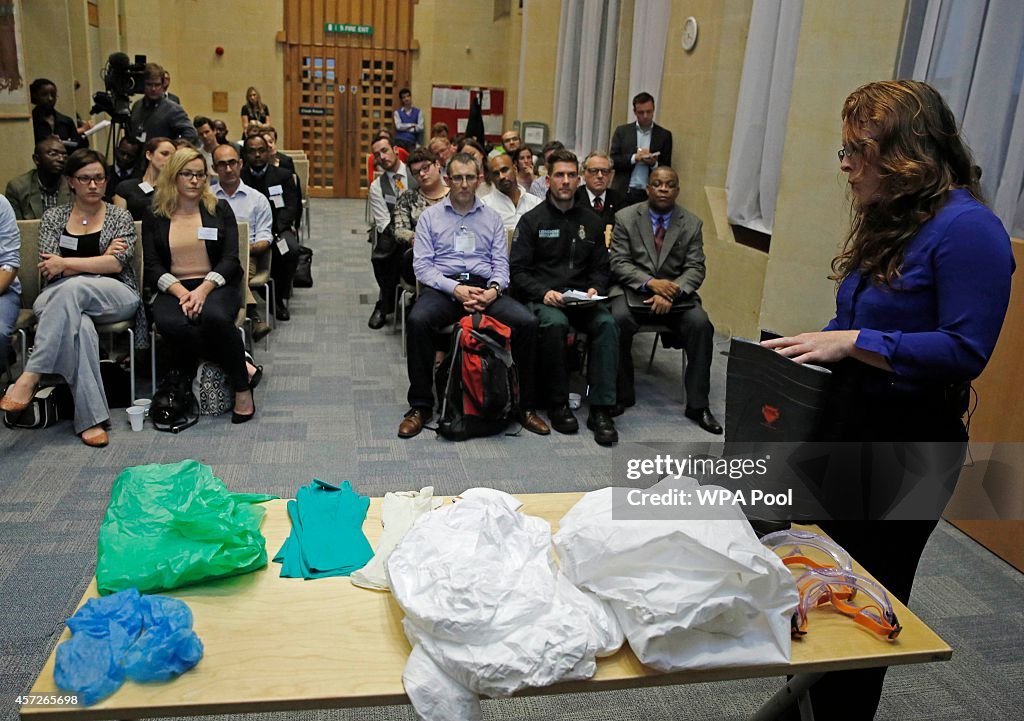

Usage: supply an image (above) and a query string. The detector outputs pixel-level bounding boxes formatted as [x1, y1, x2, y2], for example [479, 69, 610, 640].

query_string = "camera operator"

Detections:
[128, 62, 197, 162]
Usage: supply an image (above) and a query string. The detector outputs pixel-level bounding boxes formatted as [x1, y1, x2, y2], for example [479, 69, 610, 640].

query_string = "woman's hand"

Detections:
[38, 253, 68, 281]
[762, 330, 859, 364]
[178, 284, 212, 320]
[105, 237, 128, 256]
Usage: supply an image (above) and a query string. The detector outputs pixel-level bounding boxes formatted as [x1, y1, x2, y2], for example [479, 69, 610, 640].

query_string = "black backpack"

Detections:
[433, 313, 519, 441]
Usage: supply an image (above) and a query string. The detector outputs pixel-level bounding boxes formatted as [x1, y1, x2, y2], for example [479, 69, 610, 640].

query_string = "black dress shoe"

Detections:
[275, 301, 291, 321]
[367, 306, 386, 329]
[685, 407, 723, 435]
[548, 404, 579, 434]
[587, 407, 619, 446]
[609, 404, 625, 417]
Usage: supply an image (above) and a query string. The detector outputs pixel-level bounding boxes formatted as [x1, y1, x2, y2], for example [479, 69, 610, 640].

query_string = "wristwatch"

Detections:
[488, 281, 503, 297]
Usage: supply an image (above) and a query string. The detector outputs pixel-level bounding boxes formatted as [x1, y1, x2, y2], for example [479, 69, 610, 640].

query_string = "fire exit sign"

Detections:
[325, 23, 373, 35]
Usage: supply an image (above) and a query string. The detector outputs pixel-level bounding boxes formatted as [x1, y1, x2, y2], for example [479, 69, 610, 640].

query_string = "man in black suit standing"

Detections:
[574, 151, 625, 226]
[608, 166, 721, 435]
[128, 63, 197, 153]
[609, 92, 673, 207]
[240, 134, 301, 321]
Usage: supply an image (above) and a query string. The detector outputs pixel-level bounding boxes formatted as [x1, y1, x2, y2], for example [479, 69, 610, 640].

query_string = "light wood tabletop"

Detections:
[22, 492, 952, 720]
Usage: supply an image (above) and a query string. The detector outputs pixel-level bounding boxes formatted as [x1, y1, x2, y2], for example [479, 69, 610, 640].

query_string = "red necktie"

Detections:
[654, 217, 666, 255]
[593, 196, 603, 213]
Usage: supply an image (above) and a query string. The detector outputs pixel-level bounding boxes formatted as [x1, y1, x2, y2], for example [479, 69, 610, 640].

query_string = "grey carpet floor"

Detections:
[1, 199, 1021, 720]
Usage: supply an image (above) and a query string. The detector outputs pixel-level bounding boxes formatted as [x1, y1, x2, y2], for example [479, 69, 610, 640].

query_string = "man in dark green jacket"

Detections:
[510, 149, 619, 446]
[4, 137, 71, 220]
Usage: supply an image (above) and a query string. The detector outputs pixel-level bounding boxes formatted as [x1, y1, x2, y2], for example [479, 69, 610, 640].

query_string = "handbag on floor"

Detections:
[3, 384, 73, 429]
[294, 245, 314, 288]
[151, 369, 199, 433]
[192, 362, 233, 416]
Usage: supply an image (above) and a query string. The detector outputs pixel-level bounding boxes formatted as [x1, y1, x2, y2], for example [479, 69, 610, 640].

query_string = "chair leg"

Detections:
[393, 286, 402, 331]
[266, 279, 275, 332]
[127, 329, 136, 403]
[400, 292, 407, 359]
[648, 332, 660, 371]
[151, 330, 158, 396]
[18, 328, 27, 377]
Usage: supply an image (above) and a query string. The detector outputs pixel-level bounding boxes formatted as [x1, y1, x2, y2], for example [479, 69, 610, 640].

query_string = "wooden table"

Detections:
[22, 492, 952, 720]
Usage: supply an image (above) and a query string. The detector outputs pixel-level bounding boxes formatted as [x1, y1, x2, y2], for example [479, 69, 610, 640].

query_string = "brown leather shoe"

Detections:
[521, 410, 550, 435]
[81, 428, 109, 447]
[398, 408, 431, 438]
[0, 382, 37, 413]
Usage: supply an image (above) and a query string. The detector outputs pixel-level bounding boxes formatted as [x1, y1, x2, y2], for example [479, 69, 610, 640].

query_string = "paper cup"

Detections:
[127, 405, 146, 431]
[133, 398, 152, 417]
[568, 392, 582, 410]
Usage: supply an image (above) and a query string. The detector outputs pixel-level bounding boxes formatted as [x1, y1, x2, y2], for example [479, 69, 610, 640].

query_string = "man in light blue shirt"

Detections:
[398, 152, 549, 439]
[0, 195, 21, 374]
[213, 143, 274, 341]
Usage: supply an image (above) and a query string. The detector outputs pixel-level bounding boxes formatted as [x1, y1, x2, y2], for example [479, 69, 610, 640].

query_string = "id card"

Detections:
[268, 184, 284, 196]
[58, 234, 79, 251]
[276, 237, 290, 255]
[271, 195, 285, 209]
[198, 227, 219, 241]
[454, 227, 476, 253]
[139, 181, 154, 194]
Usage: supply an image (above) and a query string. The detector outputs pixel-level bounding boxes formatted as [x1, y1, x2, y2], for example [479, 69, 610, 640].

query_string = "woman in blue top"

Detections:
[766, 80, 1014, 719]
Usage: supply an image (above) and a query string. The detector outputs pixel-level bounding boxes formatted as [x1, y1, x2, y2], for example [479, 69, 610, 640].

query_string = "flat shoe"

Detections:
[81, 428, 109, 447]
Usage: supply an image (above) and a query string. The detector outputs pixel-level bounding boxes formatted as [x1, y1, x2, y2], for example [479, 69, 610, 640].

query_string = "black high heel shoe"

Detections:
[244, 352, 263, 390]
[231, 389, 256, 424]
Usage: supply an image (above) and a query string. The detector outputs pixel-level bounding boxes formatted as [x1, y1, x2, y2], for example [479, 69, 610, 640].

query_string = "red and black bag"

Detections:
[434, 313, 520, 441]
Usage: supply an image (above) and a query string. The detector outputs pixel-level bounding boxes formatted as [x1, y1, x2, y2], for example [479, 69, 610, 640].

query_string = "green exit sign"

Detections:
[325, 23, 373, 35]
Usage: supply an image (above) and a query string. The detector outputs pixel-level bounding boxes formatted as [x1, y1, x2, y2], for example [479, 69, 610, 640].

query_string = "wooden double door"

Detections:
[284, 1, 414, 198]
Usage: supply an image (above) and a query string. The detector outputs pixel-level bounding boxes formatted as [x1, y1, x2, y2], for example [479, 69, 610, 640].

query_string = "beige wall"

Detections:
[760, 1, 907, 336]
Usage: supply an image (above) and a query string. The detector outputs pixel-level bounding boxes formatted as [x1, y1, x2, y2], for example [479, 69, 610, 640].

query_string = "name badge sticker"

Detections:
[454, 226, 476, 253]
[538, 229, 560, 239]
[268, 185, 284, 196]
[58, 234, 79, 251]
[139, 181, 154, 194]
[271, 196, 285, 209]
[198, 227, 219, 241]
[383, 194, 397, 205]
[276, 237, 290, 255]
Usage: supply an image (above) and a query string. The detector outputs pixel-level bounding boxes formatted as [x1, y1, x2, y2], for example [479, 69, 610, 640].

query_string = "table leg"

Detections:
[749, 672, 823, 721]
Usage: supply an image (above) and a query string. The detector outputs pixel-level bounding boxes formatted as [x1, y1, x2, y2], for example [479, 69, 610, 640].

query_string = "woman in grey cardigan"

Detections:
[0, 149, 145, 447]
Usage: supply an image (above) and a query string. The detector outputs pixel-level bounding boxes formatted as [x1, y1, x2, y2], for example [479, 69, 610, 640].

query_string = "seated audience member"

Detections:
[0, 195, 20, 374]
[608, 166, 721, 434]
[481, 153, 541, 231]
[456, 138, 491, 197]
[113, 137, 175, 221]
[368, 128, 410, 183]
[610, 91, 673, 207]
[528, 140, 565, 198]
[575, 151, 624, 226]
[430, 122, 449, 139]
[513, 146, 537, 193]
[0, 149, 145, 447]
[510, 149, 618, 446]
[428, 136, 453, 166]
[30, 78, 89, 151]
[398, 152, 548, 438]
[194, 116, 221, 172]
[4, 137, 71, 220]
[212, 118, 235, 148]
[128, 63, 198, 154]
[143, 147, 258, 423]
[490, 129, 523, 159]
[105, 137, 141, 201]
[241, 86, 270, 133]
[162, 70, 181, 104]
[392, 88, 424, 152]
[261, 127, 295, 172]
[212, 143, 274, 341]
[240, 134, 300, 321]
[392, 148, 449, 247]
[367, 136, 413, 330]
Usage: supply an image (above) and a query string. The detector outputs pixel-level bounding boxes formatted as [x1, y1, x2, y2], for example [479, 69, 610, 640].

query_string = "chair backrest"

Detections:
[14, 220, 41, 310]
[237, 221, 250, 302]
[292, 158, 309, 197]
[281, 149, 306, 158]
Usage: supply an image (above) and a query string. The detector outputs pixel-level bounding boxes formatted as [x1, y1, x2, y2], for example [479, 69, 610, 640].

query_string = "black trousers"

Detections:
[529, 302, 618, 408]
[406, 287, 538, 411]
[272, 229, 300, 300]
[371, 243, 406, 314]
[151, 279, 248, 392]
[609, 294, 714, 409]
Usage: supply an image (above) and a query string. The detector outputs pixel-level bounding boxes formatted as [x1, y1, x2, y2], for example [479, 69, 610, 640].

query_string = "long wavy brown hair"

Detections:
[832, 80, 983, 285]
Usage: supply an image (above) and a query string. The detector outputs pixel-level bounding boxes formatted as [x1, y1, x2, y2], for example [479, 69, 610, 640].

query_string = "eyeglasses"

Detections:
[584, 167, 611, 176]
[178, 170, 207, 181]
[838, 137, 873, 161]
[73, 174, 106, 185]
[411, 163, 435, 176]
[213, 159, 240, 169]
[449, 174, 477, 185]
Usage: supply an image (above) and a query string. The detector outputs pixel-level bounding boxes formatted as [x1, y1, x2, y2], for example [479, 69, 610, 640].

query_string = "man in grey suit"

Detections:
[4, 137, 71, 220]
[608, 167, 721, 434]
[128, 62, 197, 158]
[609, 92, 673, 207]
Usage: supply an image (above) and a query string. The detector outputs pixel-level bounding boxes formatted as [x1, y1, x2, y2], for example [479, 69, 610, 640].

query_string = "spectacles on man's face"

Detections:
[585, 167, 611, 176]
[449, 174, 478, 185]
[73, 174, 106, 185]
[213, 159, 240, 170]
[178, 170, 207, 181]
